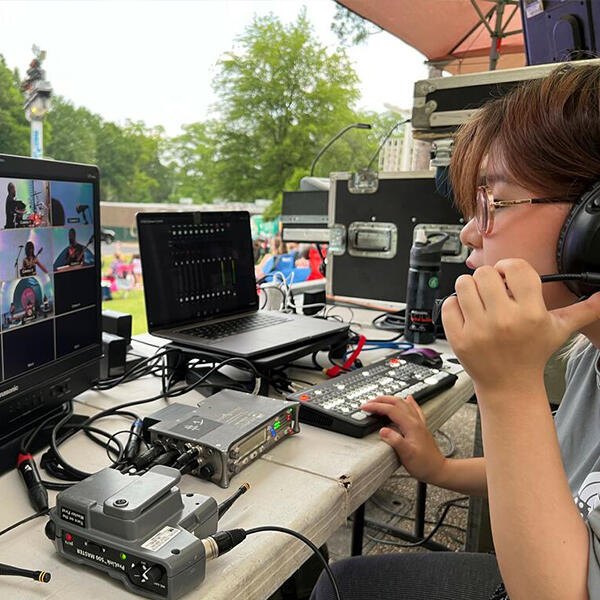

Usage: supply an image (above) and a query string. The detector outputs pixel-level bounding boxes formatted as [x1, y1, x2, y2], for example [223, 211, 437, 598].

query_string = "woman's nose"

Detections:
[460, 218, 482, 249]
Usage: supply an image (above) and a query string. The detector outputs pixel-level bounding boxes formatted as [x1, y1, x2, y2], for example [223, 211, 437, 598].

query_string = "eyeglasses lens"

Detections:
[476, 187, 491, 234]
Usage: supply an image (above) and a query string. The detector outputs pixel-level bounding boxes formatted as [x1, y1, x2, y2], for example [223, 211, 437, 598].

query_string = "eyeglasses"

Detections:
[475, 185, 573, 236]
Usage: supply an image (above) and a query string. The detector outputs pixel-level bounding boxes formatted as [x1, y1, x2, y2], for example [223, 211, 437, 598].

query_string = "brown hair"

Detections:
[450, 62, 600, 217]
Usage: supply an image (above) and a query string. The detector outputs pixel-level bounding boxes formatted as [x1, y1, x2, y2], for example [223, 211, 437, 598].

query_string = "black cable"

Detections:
[94, 348, 179, 390]
[39, 407, 140, 485]
[364, 496, 469, 548]
[40, 354, 260, 485]
[368, 495, 467, 537]
[245, 526, 341, 600]
[371, 311, 405, 332]
[311, 352, 323, 371]
[366, 118, 410, 171]
[103, 429, 148, 463]
[0, 508, 49, 537]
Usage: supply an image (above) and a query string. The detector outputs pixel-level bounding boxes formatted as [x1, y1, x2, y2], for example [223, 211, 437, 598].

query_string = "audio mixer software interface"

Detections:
[138, 212, 258, 332]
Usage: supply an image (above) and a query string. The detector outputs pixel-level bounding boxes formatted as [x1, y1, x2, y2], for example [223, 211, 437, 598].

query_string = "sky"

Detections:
[0, 0, 428, 137]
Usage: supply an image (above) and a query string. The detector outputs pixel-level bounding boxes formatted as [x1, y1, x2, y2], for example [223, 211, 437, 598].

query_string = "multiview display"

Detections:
[0, 177, 97, 381]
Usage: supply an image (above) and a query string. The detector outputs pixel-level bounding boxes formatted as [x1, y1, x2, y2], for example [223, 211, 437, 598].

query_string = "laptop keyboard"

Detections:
[181, 312, 293, 340]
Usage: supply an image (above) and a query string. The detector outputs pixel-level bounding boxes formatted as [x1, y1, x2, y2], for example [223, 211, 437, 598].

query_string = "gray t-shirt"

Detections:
[554, 342, 600, 598]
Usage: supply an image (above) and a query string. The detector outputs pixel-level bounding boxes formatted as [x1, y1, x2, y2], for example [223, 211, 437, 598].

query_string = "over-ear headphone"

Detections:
[556, 180, 600, 297]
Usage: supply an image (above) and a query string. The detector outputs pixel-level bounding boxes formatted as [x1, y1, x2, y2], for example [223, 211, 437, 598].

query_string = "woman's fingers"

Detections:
[406, 395, 426, 424]
[379, 427, 408, 453]
[361, 400, 419, 435]
[454, 274, 485, 323]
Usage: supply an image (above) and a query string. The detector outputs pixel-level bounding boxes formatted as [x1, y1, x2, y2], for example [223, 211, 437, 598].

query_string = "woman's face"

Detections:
[459, 162, 578, 311]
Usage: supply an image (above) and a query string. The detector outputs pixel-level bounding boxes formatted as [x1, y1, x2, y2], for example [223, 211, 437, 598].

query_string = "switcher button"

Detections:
[351, 411, 369, 420]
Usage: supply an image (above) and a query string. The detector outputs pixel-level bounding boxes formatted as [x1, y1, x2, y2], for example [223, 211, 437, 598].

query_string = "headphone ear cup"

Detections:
[556, 182, 600, 296]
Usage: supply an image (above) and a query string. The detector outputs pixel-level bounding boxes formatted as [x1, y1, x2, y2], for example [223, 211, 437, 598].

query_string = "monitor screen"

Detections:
[137, 211, 258, 331]
[0, 157, 101, 387]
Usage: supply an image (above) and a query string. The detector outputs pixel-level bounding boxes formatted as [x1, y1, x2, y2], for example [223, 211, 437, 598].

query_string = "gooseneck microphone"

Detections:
[309, 122, 372, 177]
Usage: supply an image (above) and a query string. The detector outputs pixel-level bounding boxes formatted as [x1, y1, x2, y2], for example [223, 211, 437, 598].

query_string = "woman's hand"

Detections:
[360, 394, 448, 485]
[441, 258, 600, 395]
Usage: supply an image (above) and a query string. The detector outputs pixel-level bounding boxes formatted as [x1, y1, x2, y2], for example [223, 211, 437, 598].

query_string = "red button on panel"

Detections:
[299, 394, 309, 401]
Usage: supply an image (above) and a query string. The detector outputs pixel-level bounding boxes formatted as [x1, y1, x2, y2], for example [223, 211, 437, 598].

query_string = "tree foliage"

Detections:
[167, 122, 218, 204]
[208, 10, 362, 202]
[45, 98, 171, 203]
[46, 96, 99, 164]
[0, 57, 30, 156]
[330, 3, 382, 46]
[0, 10, 402, 214]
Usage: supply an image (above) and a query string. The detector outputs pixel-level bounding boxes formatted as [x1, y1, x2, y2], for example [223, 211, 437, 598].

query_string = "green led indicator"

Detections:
[120, 553, 127, 561]
[273, 421, 281, 430]
[287, 408, 293, 414]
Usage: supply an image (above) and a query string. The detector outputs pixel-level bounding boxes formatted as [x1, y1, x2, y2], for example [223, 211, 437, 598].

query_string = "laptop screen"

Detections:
[137, 211, 258, 331]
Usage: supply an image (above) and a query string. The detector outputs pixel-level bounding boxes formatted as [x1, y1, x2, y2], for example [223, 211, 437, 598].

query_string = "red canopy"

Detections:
[337, 0, 526, 74]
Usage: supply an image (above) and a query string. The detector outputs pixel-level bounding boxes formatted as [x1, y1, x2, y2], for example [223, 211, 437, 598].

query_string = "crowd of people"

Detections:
[101, 243, 142, 300]
[253, 235, 325, 283]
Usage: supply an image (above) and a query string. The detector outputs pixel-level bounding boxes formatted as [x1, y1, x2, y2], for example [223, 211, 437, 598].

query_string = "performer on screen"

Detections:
[5, 182, 26, 229]
[21, 241, 48, 276]
[66, 228, 86, 266]
[8, 302, 16, 324]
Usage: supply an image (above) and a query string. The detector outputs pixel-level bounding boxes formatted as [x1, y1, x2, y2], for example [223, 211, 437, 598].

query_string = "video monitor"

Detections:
[0, 156, 101, 385]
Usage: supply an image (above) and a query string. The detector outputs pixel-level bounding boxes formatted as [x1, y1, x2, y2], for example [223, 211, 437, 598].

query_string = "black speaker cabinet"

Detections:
[326, 171, 471, 305]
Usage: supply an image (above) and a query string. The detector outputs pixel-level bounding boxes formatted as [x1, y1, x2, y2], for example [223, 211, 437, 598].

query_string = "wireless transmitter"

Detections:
[45, 465, 218, 600]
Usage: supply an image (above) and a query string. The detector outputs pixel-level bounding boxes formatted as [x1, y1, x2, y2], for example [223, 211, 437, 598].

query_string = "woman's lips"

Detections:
[465, 259, 476, 270]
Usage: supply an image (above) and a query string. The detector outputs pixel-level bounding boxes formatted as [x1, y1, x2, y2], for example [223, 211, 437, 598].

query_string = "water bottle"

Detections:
[404, 230, 448, 344]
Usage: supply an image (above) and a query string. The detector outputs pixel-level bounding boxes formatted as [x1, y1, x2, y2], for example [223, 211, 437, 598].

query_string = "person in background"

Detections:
[255, 235, 286, 281]
[130, 254, 143, 289]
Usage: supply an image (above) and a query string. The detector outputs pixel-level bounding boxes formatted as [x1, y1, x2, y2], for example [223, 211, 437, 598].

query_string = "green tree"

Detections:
[94, 120, 171, 203]
[330, 4, 382, 46]
[167, 121, 218, 203]
[210, 10, 361, 203]
[46, 96, 99, 164]
[122, 121, 172, 203]
[0, 55, 29, 155]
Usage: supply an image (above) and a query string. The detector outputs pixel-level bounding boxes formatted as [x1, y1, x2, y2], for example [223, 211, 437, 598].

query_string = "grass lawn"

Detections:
[101, 252, 148, 334]
[102, 289, 148, 335]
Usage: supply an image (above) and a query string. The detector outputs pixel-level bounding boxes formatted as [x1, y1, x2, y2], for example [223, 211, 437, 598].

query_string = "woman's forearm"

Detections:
[478, 379, 589, 600]
[432, 456, 488, 497]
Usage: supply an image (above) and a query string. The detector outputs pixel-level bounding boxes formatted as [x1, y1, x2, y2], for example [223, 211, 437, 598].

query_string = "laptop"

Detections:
[136, 211, 348, 357]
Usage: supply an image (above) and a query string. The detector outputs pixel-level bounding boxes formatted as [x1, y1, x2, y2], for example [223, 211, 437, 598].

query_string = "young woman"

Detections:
[311, 63, 600, 600]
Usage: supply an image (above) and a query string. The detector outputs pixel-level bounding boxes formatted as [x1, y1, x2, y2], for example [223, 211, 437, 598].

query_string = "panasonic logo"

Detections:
[0, 386, 19, 399]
